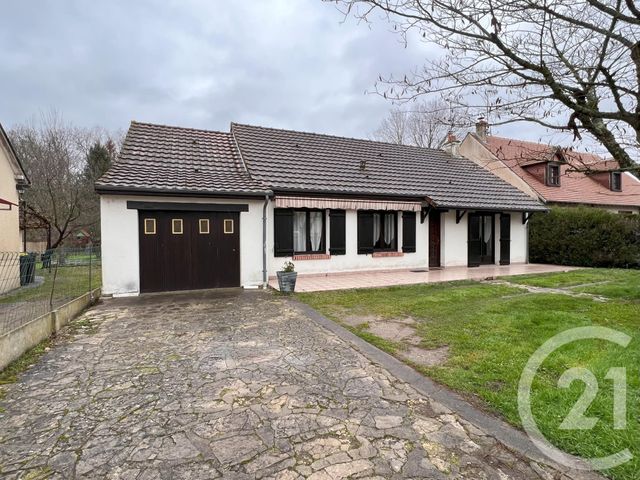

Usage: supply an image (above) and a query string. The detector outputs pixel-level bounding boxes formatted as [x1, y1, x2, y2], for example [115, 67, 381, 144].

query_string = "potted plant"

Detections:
[276, 261, 297, 293]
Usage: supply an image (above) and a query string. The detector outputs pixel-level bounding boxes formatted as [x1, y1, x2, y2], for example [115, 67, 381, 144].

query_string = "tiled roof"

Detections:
[232, 123, 546, 211]
[96, 122, 269, 196]
[485, 136, 640, 208]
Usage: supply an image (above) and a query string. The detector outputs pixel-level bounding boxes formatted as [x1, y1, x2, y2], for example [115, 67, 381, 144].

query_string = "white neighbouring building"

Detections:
[96, 122, 546, 295]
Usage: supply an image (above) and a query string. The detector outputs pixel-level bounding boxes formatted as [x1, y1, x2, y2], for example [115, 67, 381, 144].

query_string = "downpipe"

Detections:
[262, 193, 272, 288]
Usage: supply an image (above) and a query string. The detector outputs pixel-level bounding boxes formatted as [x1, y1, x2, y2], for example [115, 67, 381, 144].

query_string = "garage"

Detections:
[137, 208, 241, 293]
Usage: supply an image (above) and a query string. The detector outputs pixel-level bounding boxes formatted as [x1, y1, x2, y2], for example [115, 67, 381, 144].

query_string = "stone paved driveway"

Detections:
[0, 291, 598, 479]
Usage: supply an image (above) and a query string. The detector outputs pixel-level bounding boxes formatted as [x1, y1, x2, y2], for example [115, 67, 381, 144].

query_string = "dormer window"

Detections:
[547, 164, 561, 186]
[610, 171, 622, 191]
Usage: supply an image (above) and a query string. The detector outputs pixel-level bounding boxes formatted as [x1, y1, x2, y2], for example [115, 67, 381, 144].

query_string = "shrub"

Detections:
[529, 207, 640, 267]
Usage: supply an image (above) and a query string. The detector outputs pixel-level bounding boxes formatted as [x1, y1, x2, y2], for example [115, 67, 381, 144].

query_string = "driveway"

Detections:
[0, 290, 597, 479]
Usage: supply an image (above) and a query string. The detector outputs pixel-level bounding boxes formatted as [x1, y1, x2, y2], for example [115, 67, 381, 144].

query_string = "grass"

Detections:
[0, 338, 52, 388]
[0, 264, 101, 306]
[298, 270, 640, 480]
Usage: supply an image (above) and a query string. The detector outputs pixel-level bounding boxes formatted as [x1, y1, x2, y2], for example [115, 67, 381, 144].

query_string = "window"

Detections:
[611, 172, 622, 191]
[357, 211, 397, 254]
[274, 209, 325, 256]
[171, 218, 183, 234]
[402, 211, 416, 253]
[293, 210, 324, 253]
[224, 219, 234, 234]
[199, 219, 210, 234]
[547, 164, 561, 186]
[143, 218, 156, 235]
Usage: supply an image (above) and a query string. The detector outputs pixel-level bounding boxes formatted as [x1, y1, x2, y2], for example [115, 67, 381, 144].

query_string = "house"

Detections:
[96, 121, 546, 295]
[0, 121, 30, 292]
[459, 119, 640, 214]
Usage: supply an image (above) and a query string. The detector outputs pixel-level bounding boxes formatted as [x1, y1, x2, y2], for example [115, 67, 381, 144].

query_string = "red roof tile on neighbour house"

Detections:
[484, 136, 640, 208]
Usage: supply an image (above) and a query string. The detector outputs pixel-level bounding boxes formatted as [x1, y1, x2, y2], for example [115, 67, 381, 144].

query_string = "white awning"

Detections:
[274, 196, 422, 212]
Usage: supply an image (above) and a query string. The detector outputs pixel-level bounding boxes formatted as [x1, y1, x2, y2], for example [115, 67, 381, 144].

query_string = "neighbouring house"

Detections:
[0, 121, 30, 293]
[96, 121, 546, 295]
[459, 119, 640, 214]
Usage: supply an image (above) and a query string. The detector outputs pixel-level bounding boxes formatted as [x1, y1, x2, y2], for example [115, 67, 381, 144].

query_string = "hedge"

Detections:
[529, 207, 640, 267]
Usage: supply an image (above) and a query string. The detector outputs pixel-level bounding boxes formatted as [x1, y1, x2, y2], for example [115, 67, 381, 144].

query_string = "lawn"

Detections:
[298, 269, 640, 480]
[0, 263, 101, 335]
[0, 264, 101, 306]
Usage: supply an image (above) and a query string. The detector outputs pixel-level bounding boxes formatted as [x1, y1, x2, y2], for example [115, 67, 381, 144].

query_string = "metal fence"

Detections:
[0, 246, 101, 336]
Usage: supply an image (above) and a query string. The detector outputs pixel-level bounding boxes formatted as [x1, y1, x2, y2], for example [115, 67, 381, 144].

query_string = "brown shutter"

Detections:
[329, 210, 346, 255]
[357, 211, 374, 254]
[468, 214, 481, 267]
[274, 209, 294, 257]
[402, 211, 416, 253]
[500, 214, 511, 265]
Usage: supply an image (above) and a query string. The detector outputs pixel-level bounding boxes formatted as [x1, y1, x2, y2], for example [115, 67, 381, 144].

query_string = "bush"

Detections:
[529, 207, 640, 267]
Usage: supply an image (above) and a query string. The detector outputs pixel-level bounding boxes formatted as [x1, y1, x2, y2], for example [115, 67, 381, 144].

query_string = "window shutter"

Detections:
[274, 209, 294, 257]
[499, 213, 511, 265]
[467, 214, 481, 267]
[329, 210, 346, 255]
[357, 211, 374, 254]
[402, 211, 416, 253]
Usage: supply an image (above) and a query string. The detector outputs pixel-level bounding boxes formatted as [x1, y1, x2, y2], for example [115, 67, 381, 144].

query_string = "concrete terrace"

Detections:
[269, 264, 578, 292]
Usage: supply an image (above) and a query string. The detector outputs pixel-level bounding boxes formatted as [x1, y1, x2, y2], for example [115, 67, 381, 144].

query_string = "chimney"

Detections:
[475, 116, 488, 141]
[442, 130, 461, 157]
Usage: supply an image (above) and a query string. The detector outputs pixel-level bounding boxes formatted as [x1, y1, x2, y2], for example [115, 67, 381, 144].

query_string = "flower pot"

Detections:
[277, 271, 297, 293]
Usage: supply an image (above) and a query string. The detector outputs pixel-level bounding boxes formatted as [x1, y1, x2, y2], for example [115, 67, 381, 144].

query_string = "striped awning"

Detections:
[274, 196, 422, 211]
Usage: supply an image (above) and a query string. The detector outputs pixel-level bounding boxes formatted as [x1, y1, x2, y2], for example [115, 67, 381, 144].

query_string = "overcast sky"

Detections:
[1, 0, 571, 145]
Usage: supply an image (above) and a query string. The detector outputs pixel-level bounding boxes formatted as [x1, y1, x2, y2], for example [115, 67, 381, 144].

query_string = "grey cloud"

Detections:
[0, 0, 431, 138]
[1, 0, 578, 149]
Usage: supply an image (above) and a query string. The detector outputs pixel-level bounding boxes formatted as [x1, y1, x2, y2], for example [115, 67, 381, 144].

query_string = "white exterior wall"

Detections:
[440, 210, 528, 267]
[101, 194, 531, 295]
[441, 211, 468, 267]
[100, 194, 265, 296]
[266, 208, 429, 275]
[506, 212, 528, 263]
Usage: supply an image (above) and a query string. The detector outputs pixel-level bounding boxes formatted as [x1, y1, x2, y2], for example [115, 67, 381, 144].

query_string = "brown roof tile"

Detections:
[232, 123, 546, 211]
[96, 122, 269, 196]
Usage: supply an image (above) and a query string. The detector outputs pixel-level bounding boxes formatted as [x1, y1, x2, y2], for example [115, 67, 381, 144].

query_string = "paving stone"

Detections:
[0, 290, 603, 479]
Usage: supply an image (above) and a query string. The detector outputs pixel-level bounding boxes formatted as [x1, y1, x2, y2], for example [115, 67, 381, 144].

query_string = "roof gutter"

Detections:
[437, 205, 548, 213]
[94, 185, 272, 198]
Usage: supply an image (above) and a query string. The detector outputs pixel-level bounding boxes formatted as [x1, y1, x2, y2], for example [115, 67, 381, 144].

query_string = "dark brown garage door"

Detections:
[138, 210, 240, 293]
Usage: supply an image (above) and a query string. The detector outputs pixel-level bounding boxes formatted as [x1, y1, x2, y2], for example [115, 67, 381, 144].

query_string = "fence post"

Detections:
[89, 243, 93, 301]
[49, 250, 59, 310]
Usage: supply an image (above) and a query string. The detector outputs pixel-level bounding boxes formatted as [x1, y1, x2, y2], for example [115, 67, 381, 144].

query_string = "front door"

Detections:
[468, 213, 495, 267]
[428, 211, 441, 268]
[138, 210, 240, 293]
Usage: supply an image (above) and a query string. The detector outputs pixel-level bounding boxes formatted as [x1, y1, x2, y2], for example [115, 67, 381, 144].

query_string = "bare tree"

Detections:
[332, 0, 640, 168]
[373, 107, 410, 145]
[10, 112, 117, 249]
[373, 99, 472, 147]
